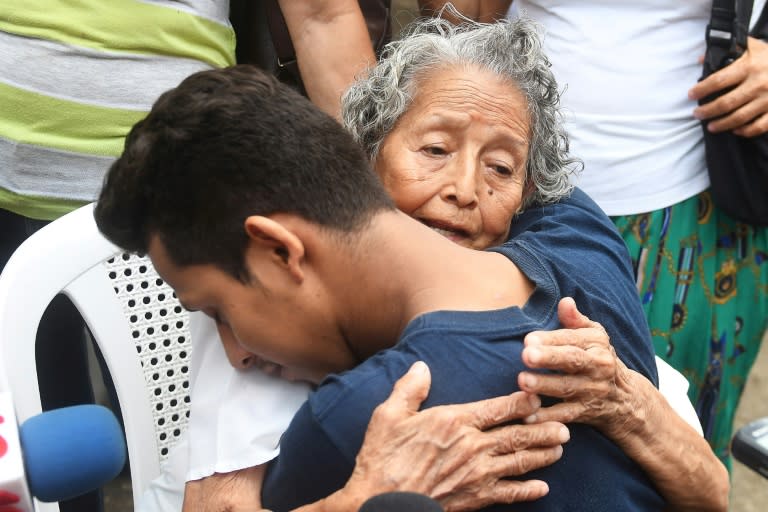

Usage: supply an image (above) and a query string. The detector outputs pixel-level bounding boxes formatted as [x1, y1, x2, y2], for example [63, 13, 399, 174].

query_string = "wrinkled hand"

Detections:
[182, 464, 265, 512]
[518, 297, 640, 440]
[340, 361, 569, 512]
[690, 37, 768, 136]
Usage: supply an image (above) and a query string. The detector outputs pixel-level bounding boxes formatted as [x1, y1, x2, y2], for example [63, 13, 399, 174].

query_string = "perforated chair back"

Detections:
[0, 203, 192, 511]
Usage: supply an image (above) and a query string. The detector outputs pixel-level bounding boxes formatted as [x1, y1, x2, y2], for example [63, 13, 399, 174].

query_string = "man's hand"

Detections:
[331, 361, 569, 512]
[517, 297, 640, 439]
[182, 464, 266, 512]
[690, 37, 768, 137]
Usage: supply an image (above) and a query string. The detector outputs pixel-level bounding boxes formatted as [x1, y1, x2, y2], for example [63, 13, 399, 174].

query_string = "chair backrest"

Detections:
[0, 203, 192, 511]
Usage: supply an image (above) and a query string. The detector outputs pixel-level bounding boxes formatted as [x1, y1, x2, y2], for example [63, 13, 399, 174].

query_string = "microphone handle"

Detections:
[359, 492, 444, 512]
[0, 391, 36, 512]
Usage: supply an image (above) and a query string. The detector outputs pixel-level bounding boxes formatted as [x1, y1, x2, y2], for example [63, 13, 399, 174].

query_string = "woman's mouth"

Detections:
[419, 219, 471, 242]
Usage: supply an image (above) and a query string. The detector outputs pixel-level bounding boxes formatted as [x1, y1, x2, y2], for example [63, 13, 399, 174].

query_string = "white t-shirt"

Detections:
[509, 0, 713, 215]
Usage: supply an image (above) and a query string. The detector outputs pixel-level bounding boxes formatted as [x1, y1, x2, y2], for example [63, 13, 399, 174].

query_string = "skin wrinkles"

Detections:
[415, 76, 529, 146]
[376, 65, 531, 250]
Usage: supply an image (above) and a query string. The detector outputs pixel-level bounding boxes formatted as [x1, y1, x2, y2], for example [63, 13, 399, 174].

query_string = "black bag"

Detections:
[700, 0, 768, 225]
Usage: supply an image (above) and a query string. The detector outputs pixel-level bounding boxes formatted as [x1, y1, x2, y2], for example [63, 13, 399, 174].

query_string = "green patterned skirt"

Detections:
[612, 190, 768, 468]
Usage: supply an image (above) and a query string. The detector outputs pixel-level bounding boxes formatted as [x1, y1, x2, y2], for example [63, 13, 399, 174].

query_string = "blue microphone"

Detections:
[19, 404, 126, 502]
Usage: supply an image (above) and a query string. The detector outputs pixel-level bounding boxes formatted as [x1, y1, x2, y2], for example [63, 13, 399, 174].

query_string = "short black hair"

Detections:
[95, 65, 394, 281]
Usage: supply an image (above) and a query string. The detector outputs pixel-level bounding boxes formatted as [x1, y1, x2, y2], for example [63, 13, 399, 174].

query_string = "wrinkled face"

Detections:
[148, 235, 350, 385]
[375, 65, 531, 250]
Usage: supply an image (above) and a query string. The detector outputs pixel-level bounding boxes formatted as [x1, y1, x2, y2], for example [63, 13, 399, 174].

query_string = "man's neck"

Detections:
[321, 211, 534, 362]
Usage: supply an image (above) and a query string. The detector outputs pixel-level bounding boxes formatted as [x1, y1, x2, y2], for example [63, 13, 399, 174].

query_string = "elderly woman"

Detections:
[142, 15, 727, 512]
[338, 14, 728, 509]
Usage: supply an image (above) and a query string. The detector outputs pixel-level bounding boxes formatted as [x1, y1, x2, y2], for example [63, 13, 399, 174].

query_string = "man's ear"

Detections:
[243, 216, 305, 283]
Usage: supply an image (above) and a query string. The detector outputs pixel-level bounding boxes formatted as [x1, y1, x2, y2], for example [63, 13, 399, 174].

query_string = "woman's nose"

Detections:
[440, 158, 479, 208]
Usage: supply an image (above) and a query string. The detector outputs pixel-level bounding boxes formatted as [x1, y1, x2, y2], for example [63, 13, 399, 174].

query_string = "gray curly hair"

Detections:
[341, 14, 580, 208]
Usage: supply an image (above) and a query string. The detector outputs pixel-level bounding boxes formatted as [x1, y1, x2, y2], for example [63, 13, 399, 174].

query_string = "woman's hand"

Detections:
[690, 36, 768, 137]
[517, 297, 641, 439]
[518, 298, 729, 511]
[332, 361, 570, 512]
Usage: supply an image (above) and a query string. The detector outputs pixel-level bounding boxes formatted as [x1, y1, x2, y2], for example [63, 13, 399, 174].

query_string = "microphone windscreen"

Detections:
[19, 404, 126, 502]
[359, 492, 444, 512]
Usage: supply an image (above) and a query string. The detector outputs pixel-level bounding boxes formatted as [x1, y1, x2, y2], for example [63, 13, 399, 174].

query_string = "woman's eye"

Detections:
[492, 165, 512, 176]
[423, 146, 446, 156]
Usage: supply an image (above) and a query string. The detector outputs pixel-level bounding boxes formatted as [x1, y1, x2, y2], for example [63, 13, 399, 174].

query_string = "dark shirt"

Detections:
[262, 188, 664, 511]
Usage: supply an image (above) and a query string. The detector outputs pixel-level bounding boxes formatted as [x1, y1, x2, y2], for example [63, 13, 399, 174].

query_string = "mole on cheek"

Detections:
[487, 189, 493, 195]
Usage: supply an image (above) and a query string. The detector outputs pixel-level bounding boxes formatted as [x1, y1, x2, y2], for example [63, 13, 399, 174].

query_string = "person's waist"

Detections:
[565, 111, 703, 165]
[0, 0, 235, 69]
[0, 135, 110, 217]
[0, 30, 220, 112]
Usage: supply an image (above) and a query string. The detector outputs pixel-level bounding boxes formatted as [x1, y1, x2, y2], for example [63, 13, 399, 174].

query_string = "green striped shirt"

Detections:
[0, 0, 236, 219]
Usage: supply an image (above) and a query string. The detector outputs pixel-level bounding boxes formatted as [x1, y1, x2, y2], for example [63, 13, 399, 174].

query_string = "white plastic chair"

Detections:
[0, 203, 192, 511]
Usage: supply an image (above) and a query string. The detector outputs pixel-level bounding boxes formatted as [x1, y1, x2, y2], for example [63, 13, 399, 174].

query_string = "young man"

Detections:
[95, 66, 663, 510]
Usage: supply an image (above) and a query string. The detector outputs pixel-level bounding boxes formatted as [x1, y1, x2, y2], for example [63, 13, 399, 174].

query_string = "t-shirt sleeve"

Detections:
[504, 190, 660, 385]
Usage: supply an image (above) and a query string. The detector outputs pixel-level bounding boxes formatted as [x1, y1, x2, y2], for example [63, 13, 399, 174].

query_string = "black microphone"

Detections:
[359, 492, 445, 512]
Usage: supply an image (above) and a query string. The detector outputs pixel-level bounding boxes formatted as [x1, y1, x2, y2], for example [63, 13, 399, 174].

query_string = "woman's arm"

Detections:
[182, 465, 267, 512]
[518, 298, 729, 512]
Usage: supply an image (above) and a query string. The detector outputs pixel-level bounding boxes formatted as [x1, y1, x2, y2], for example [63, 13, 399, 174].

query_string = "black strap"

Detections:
[264, 0, 392, 90]
[705, 0, 753, 70]
[264, 0, 298, 71]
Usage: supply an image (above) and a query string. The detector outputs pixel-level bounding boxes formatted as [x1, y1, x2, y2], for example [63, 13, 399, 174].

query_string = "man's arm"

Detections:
[418, 0, 511, 23]
[518, 298, 729, 512]
[277, 0, 376, 120]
